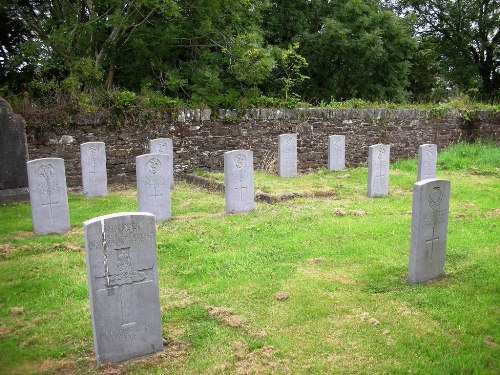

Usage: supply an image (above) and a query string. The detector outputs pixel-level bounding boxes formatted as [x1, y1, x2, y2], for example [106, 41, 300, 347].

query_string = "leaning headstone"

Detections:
[136, 153, 171, 222]
[408, 179, 450, 284]
[417, 144, 438, 181]
[0, 97, 29, 203]
[83, 212, 163, 363]
[81, 142, 108, 197]
[149, 138, 174, 188]
[224, 150, 254, 214]
[328, 135, 346, 171]
[27, 158, 70, 235]
[367, 144, 390, 197]
[278, 133, 297, 177]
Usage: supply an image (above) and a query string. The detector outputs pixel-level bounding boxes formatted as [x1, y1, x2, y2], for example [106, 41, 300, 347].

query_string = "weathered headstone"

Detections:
[328, 135, 346, 171]
[0, 97, 29, 203]
[83, 212, 163, 363]
[417, 143, 438, 181]
[408, 179, 450, 284]
[149, 138, 174, 188]
[224, 150, 254, 213]
[367, 144, 390, 197]
[136, 153, 171, 222]
[81, 142, 108, 197]
[278, 133, 297, 177]
[27, 158, 70, 235]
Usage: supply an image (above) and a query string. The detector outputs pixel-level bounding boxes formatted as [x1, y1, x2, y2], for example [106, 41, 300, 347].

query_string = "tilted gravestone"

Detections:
[136, 153, 171, 222]
[27, 158, 70, 235]
[367, 144, 390, 197]
[149, 138, 174, 188]
[83, 212, 163, 363]
[0, 97, 29, 202]
[408, 179, 450, 284]
[328, 135, 346, 171]
[278, 133, 297, 177]
[417, 144, 438, 182]
[224, 150, 254, 214]
[81, 142, 108, 197]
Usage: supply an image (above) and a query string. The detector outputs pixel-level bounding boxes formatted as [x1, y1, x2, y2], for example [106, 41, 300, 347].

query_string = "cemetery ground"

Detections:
[0, 143, 499, 374]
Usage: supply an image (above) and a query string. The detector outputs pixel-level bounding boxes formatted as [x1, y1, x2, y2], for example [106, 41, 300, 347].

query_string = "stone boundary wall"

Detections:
[24, 108, 500, 187]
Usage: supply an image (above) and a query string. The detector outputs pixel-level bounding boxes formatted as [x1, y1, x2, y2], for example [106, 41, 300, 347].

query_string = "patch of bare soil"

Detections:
[206, 306, 265, 337]
[161, 288, 200, 310]
[51, 242, 83, 252]
[0, 243, 17, 254]
[484, 335, 498, 347]
[9, 306, 25, 315]
[334, 208, 367, 216]
[225, 342, 291, 374]
[275, 291, 290, 301]
[0, 326, 10, 336]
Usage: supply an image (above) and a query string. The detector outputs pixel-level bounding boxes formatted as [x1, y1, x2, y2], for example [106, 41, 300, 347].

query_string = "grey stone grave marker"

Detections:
[136, 153, 171, 222]
[149, 138, 174, 188]
[83, 212, 163, 363]
[0, 97, 29, 202]
[367, 144, 390, 197]
[278, 133, 297, 177]
[417, 143, 438, 181]
[408, 179, 450, 284]
[81, 142, 108, 197]
[328, 135, 346, 171]
[27, 158, 70, 235]
[224, 150, 254, 214]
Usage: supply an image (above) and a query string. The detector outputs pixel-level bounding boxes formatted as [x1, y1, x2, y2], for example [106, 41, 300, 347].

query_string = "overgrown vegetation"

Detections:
[1, 1, 498, 110]
[0, 143, 498, 374]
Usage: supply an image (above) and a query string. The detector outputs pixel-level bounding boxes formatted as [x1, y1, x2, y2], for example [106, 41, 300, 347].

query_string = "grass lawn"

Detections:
[0, 142, 499, 374]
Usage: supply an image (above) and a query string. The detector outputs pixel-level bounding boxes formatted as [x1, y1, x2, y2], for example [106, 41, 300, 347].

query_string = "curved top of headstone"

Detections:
[1, 97, 29, 190]
[84, 211, 155, 227]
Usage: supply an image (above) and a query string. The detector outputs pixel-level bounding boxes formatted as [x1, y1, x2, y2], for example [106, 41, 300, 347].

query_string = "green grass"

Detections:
[0, 143, 499, 374]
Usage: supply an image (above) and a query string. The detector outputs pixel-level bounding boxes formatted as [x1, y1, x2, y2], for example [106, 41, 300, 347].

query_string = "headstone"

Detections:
[408, 179, 450, 284]
[224, 150, 254, 213]
[136, 153, 171, 222]
[417, 143, 438, 181]
[278, 133, 297, 177]
[149, 138, 174, 188]
[367, 144, 390, 197]
[27, 158, 70, 235]
[0, 97, 29, 202]
[328, 135, 346, 171]
[83, 212, 163, 363]
[81, 142, 108, 197]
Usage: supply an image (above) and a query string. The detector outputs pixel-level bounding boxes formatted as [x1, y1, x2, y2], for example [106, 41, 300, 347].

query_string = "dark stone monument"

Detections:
[0, 97, 29, 203]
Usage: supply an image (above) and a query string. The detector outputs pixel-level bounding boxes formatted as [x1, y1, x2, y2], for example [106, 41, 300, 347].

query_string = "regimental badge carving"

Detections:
[108, 248, 146, 286]
[157, 142, 168, 154]
[89, 145, 99, 158]
[285, 136, 294, 149]
[429, 186, 443, 209]
[39, 163, 55, 182]
[377, 147, 385, 160]
[333, 137, 341, 147]
[234, 153, 246, 169]
[147, 158, 161, 175]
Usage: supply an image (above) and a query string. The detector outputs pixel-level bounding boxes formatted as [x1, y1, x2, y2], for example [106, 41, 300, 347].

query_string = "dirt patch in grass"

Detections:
[299, 262, 357, 285]
[0, 243, 18, 254]
[208, 306, 246, 328]
[161, 288, 200, 310]
[211, 342, 290, 374]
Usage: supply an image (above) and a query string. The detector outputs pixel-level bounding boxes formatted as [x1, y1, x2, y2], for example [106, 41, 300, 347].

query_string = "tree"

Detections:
[394, 0, 500, 99]
[299, 0, 415, 102]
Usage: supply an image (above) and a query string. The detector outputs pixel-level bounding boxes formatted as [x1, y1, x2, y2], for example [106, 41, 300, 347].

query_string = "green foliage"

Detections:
[113, 90, 137, 110]
[274, 42, 309, 100]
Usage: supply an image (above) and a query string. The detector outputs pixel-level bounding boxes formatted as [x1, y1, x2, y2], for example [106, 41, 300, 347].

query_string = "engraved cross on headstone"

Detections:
[42, 194, 59, 222]
[148, 186, 163, 214]
[235, 180, 247, 201]
[89, 164, 97, 183]
[425, 227, 440, 261]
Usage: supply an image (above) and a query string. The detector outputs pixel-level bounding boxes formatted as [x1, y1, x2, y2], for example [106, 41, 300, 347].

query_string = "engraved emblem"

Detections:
[333, 137, 341, 147]
[39, 163, 55, 181]
[377, 147, 385, 160]
[157, 142, 168, 154]
[234, 153, 247, 169]
[285, 136, 294, 149]
[108, 248, 146, 286]
[429, 186, 443, 209]
[88, 145, 99, 158]
[147, 158, 161, 175]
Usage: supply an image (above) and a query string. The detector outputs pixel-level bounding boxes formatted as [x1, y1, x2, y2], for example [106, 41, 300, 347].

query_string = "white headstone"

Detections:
[408, 179, 450, 284]
[27, 158, 70, 235]
[149, 138, 174, 188]
[278, 133, 297, 177]
[367, 144, 390, 197]
[81, 142, 108, 197]
[83, 212, 163, 363]
[224, 150, 254, 214]
[417, 144, 437, 181]
[136, 153, 171, 222]
[328, 135, 346, 171]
